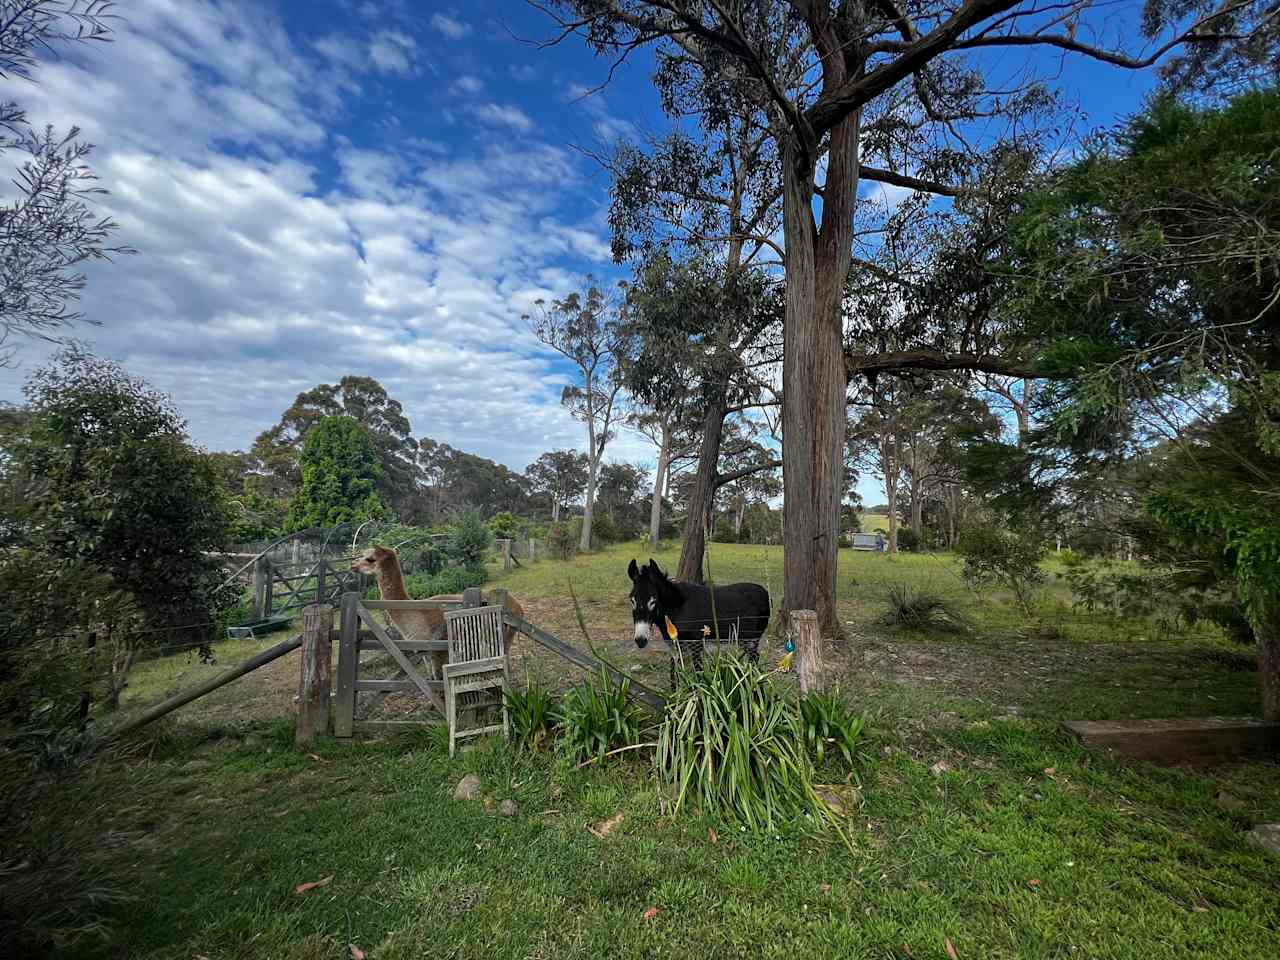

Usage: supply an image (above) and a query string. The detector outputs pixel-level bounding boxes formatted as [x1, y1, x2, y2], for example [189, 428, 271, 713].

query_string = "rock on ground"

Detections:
[499, 799, 519, 817]
[1245, 823, 1280, 856]
[453, 774, 482, 801]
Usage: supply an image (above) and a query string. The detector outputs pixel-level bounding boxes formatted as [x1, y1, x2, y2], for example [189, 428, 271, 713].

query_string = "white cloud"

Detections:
[476, 102, 535, 132]
[369, 30, 416, 75]
[452, 74, 483, 95]
[509, 64, 537, 83]
[0, 0, 622, 471]
[429, 13, 470, 38]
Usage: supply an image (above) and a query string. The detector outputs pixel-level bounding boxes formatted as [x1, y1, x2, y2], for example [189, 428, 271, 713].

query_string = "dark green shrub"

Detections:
[506, 676, 559, 751]
[1057, 547, 1084, 568]
[955, 526, 1047, 616]
[896, 527, 921, 552]
[444, 511, 492, 568]
[556, 669, 649, 765]
[797, 689, 865, 767]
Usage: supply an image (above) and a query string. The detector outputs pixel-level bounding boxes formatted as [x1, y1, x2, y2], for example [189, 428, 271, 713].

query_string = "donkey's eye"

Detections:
[647, 597, 656, 611]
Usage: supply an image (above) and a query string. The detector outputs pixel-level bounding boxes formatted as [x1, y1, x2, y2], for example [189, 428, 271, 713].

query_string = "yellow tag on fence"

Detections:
[665, 615, 678, 641]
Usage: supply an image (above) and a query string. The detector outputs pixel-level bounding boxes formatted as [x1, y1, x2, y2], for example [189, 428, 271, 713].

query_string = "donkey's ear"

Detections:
[627, 558, 639, 581]
[647, 559, 664, 580]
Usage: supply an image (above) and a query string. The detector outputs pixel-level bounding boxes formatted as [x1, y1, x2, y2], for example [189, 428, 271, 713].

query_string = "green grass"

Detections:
[10, 542, 1279, 959]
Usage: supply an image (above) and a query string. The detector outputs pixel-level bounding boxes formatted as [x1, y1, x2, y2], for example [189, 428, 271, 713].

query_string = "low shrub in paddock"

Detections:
[506, 676, 559, 752]
[955, 526, 1047, 616]
[555, 669, 650, 765]
[546, 523, 577, 561]
[881, 583, 967, 632]
[797, 688, 865, 767]
[656, 656, 848, 842]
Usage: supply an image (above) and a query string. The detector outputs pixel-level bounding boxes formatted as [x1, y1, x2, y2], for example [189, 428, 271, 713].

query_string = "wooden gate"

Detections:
[251, 556, 370, 620]
[333, 588, 502, 736]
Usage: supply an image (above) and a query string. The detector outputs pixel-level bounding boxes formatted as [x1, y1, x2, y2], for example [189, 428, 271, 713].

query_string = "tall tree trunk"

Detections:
[888, 429, 901, 552]
[1256, 597, 1280, 722]
[677, 393, 728, 582]
[649, 420, 672, 548]
[580, 454, 599, 552]
[734, 493, 745, 538]
[552, 498, 560, 524]
[782, 110, 859, 638]
[910, 476, 924, 541]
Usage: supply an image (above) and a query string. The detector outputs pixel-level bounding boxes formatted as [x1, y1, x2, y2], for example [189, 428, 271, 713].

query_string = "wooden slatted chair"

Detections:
[443, 605, 511, 756]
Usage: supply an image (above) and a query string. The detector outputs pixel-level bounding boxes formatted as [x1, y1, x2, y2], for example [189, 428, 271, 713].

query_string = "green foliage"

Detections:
[487, 511, 520, 540]
[444, 511, 493, 570]
[895, 527, 921, 553]
[372, 523, 445, 576]
[367, 564, 487, 602]
[546, 522, 577, 560]
[881, 583, 966, 633]
[1057, 548, 1084, 568]
[796, 689, 864, 767]
[505, 676, 559, 752]
[0, 348, 233, 737]
[956, 526, 1047, 616]
[285, 416, 388, 531]
[555, 669, 650, 765]
[656, 656, 846, 840]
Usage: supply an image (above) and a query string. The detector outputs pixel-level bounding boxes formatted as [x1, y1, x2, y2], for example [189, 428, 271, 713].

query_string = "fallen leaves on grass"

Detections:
[945, 938, 959, 959]
[294, 875, 333, 894]
[708, 829, 718, 844]
[589, 812, 624, 839]
[643, 906, 658, 921]
[348, 946, 365, 960]
[1028, 878, 1041, 888]
[820, 883, 832, 894]
[306, 753, 331, 764]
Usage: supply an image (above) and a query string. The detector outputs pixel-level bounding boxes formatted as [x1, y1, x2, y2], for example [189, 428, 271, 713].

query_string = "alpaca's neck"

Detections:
[374, 559, 409, 601]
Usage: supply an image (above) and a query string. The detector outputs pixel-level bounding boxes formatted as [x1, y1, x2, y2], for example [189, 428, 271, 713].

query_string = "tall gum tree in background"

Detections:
[544, 0, 1255, 634]
[528, 285, 629, 551]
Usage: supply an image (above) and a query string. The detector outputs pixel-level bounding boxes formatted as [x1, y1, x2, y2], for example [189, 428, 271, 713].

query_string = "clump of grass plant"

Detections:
[656, 656, 849, 845]
[555, 669, 650, 765]
[505, 676, 559, 752]
[797, 688, 865, 766]
[881, 582, 966, 632]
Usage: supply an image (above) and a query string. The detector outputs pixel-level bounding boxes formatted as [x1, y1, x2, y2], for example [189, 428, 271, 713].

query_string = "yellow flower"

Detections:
[701, 624, 711, 637]
[664, 616, 678, 641]
[776, 650, 794, 671]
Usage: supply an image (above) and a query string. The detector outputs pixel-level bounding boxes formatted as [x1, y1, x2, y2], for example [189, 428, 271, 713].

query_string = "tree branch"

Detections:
[714, 459, 782, 489]
[860, 164, 962, 197]
[844, 349, 1045, 381]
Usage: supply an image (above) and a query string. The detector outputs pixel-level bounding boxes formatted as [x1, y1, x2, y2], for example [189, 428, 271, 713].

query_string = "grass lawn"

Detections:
[9, 543, 1279, 959]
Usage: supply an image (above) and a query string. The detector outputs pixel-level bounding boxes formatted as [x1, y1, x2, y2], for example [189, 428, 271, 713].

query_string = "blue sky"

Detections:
[0, 0, 1172, 505]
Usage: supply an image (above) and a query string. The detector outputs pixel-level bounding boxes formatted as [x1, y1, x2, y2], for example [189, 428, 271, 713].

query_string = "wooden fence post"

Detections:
[314, 558, 327, 606]
[528, 539, 536, 561]
[252, 556, 270, 620]
[334, 592, 359, 738]
[295, 603, 332, 745]
[790, 609, 822, 694]
[500, 539, 513, 570]
[463, 586, 483, 609]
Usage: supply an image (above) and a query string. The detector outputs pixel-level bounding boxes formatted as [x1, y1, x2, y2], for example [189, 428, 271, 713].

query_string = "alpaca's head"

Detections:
[351, 545, 397, 575]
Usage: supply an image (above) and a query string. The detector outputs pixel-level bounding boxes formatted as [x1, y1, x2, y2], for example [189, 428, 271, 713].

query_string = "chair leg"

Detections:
[447, 681, 457, 758]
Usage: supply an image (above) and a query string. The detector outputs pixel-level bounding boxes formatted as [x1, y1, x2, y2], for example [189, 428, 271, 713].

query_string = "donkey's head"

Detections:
[351, 544, 396, 575]
[627, 558, 681, 648]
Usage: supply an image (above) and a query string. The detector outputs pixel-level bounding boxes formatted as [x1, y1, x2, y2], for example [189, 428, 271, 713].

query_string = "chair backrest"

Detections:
[444, 605, 506, 663]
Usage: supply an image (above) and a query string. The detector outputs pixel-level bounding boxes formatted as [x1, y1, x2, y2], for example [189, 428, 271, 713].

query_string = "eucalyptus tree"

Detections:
[544, 0, 1260, 633]
[527, 284, 631, 551]
[623, 253, 780, 579]
[0, 0, 131, 363]
[525, 449, 590, 522]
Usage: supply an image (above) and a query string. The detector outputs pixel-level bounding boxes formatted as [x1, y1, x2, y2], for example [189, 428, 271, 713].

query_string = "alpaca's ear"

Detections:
[627, 558, 639, 581]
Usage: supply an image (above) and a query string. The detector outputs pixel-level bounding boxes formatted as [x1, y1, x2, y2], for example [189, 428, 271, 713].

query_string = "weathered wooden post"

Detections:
[499, 539, 513, 571]
[296, 603, 332, 745]
[252, 555, 270, 620]
[790, 609, 822, 694]
[463, 586, 483, 609]
[528, 538, 536, 561]
[334, 592, 360, 738]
